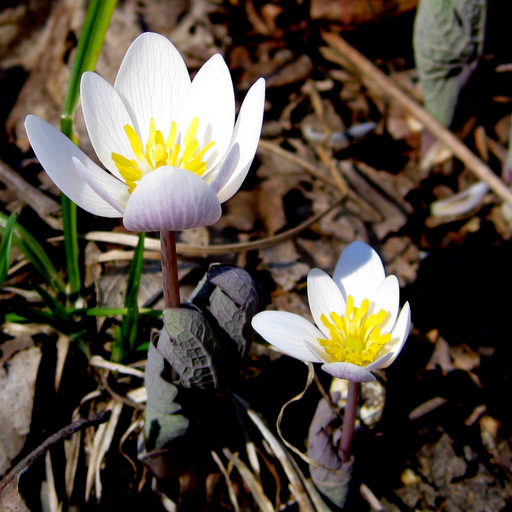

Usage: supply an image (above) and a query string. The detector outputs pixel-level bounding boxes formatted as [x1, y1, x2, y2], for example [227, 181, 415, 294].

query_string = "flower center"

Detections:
[111, 117, 215, 192]
[318, 295, 392, 366]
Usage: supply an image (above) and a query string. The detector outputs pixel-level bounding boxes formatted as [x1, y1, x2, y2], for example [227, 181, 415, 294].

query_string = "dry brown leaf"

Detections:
[8, 0, 80, 150]
[0, 345, 42, 476]
[0, 1, 53, 68]
[95, 261, 164, 310]
[310, 0, 418, 24]
[0, 159, 61, 229]
[257, 175, 310, 291]
[0, 473, 30, 512]
[260, 243, 309, 292]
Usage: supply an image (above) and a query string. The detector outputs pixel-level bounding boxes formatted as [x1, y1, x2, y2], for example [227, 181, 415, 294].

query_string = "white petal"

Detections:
[379, 302, 411, 368]
[72, 157, 127, 214]
[216, 78, 265, 203]
[114, 32, 191, 141]
[81, 72, 137, 179]
[321, 362, 376, 382]
[179, 54, 235, 169]
[123, 166, 221, 232]
[333, 241, 386, 305]
[303, 337, 331, 364]
[370, 275, 400, 332]
[364, 352, 393, 371]
[251, 311, 324, 363]
[25, 115, 123, 218]
[208, 144, 240, 195]
[307, 268, 346, 338]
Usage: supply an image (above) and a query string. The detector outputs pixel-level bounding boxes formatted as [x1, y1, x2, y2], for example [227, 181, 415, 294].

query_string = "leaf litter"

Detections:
[1, 0, 512, 510]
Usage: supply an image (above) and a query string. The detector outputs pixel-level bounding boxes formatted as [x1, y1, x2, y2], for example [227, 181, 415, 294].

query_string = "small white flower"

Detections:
[252, 241, 411, 382]
[25, 32, 265, 232]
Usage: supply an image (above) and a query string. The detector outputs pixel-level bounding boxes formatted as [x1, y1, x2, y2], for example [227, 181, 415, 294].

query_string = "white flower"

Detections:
[25, 32, 265, 232]
[252, 241, 411, 382]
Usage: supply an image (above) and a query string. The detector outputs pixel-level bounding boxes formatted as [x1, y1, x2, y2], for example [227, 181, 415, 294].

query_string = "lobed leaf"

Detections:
[144, 342, 189, 451]
[159, 305, 239, 391]
[189, 263, 258, 358]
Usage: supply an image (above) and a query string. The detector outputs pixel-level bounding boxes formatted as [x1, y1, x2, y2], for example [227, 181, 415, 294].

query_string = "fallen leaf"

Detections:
[0, 345, 41, 476]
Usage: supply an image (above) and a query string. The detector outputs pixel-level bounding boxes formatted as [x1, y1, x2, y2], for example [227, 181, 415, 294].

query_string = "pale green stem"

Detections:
[339, 380, 360, 463]
[160, 230, 181, 309]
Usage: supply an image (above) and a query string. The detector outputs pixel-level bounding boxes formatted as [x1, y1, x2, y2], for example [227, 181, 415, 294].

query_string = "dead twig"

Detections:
[83, 196, 344, 256]
[0, 159, 62, 230]
[0, 411, 111, 494]
[321, 31, 512, 207]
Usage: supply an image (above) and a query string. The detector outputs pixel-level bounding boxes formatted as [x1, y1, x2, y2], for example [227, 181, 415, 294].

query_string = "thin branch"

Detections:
[84, 197, 344, 256]
[321, 31, 512, 207]
[0, 411, 111, 493]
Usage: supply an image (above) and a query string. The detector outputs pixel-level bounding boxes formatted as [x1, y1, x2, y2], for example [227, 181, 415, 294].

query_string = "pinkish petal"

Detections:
[123, 166, 221, 232]
[322, 362, 377, 382]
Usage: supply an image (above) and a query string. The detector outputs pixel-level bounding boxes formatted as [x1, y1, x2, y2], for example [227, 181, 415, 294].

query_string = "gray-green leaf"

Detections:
[307, 396, 353, 508]
[413, 0, 487, 127]
[189, 264, 258, 358]
[159, 306, 240, 391]
[144, 342, 189, 450]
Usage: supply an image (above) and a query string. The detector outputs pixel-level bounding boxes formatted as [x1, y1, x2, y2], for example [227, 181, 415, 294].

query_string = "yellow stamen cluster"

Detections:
[112, 117, 215, 192]
[318, 295, 391, 366]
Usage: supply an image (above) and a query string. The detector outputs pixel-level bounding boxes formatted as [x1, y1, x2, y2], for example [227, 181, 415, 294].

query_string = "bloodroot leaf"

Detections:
[307, 396, 353, 508]
[190, 263, 258, 358]
[144, 342, 189, 451]
[142, 264, 258, 457]
[159, 305, 240, 391]
[413, 0, 486, 127]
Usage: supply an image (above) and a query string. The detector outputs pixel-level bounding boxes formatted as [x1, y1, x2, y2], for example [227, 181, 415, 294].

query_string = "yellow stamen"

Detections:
[317, 294, 391, 366]
[111, 117, 215, 192]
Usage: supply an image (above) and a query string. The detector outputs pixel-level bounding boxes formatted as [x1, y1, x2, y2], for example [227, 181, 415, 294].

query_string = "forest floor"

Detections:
[1, 0, 512, 511]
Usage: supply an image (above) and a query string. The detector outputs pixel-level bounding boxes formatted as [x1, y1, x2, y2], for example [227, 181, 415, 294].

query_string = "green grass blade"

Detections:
[0, 211, 66, 296]
[111, 232, 145, 361]
[0, 212, 17, 284]
[60, 0, 118, 299]
[60, 196, 80, 299]
[122, 232, 145, 349]
[61, 0, 118, 126]
[111, 232, 146, 362]
[33, 283, 73, 325]
[72, 307, 161, 318]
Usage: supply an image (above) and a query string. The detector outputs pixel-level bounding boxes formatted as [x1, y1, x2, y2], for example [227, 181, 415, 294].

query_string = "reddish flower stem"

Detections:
[160, 230, 181, 309]
[339, 380, 360, 463]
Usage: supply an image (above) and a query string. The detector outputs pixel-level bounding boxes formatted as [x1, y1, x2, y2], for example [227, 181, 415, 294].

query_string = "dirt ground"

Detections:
[1, 0, 512, 511]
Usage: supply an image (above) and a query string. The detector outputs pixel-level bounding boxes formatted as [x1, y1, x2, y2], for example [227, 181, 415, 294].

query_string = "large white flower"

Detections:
[24, 32, 265, 232]
[252, 241, 411, 382]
